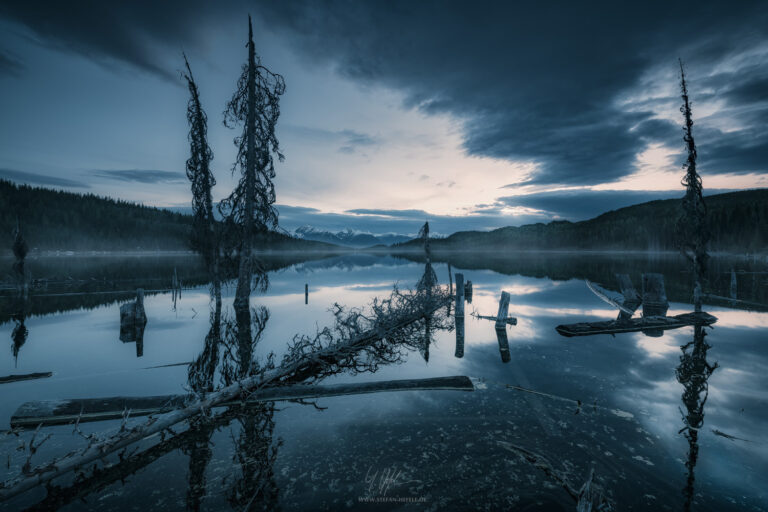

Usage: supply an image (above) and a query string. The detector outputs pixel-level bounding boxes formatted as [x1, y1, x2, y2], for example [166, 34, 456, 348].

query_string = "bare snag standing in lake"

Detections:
[182, 54, 221, 311]
[676, 60, 709, 313]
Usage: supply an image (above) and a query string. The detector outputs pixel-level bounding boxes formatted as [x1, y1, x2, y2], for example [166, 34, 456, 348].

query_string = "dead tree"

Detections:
[182, 55, 221, 312]
[676, 60, 709, 312]
[11, 218, 29, 299]
[219, 16, 285, 307]
[0, 287, 450, 500]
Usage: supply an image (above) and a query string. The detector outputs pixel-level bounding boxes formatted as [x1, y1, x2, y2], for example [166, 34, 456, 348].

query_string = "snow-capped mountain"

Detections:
[293, 226, 411, 247]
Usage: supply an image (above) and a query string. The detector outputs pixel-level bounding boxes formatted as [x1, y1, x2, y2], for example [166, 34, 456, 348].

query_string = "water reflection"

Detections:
[676, 323, 718, 512]
[3, 251, 764, 511]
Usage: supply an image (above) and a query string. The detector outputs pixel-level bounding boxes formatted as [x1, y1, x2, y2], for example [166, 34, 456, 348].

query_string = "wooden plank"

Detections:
[10, 376, 475, 428]
[0, 372, 53, 385]
[555, 311, 717, 338]
[495, 291, 511, 330]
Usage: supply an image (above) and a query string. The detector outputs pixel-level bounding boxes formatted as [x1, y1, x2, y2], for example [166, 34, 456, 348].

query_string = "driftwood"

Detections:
[702, 293, 768, 311]
[11, 376, 474, 428]
[471, 291, 518, 326]
[498, 442, 613, 511]
[556, 311, 717, 337]
[0, 372, 53, 385]
[585, 279, 634, 316]
[21, 401, 265, 512]
[0, 291, 450, 501]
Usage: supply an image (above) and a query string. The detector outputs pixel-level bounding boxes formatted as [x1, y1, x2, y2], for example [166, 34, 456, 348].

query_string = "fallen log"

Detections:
[556, 311, 717, 337]
[10, 376, 474, 428]
[0, 372, 53, 385]
[0, 292, 451, 501]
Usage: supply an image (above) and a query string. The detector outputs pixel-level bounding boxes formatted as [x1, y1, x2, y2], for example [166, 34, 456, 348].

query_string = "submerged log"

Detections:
[0, 372, 53, 385]
[556, 311, 717, 338]
[10, 376, 474, 428]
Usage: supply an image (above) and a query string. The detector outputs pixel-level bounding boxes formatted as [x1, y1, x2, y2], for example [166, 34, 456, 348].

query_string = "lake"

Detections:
[1, 252, 766, 511]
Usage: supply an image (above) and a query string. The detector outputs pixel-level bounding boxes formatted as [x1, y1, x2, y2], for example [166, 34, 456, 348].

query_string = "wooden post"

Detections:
[495, 327, 511, 363]
[448, 262, 453, 295]
[730, 269, 737, 300]
[495, 291, 510, 330]
[454, 316, 464, 358]
[454, 272, 464, 358]
[305, 283, 308, 304]
[455, 273, 464, 317]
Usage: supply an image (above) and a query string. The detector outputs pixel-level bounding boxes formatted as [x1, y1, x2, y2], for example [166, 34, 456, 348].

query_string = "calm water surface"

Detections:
[0, 252, 766, 511]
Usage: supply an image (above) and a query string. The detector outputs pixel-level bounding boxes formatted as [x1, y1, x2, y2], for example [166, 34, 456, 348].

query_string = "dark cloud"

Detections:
[498, 188, 733, 221]
[1, 1, 766, 186]
[255, 0, 768, 185]
[90, 169, 186, 184]
[0, 168, 88, 188]
[0, 0, 238, 81]
[0, 50, 24, 77]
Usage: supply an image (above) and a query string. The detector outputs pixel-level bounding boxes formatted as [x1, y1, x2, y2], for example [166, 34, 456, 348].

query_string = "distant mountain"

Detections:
[293, 225, 410, 247]
[394, 189, 768, 253]
[0, 180, 341, 252]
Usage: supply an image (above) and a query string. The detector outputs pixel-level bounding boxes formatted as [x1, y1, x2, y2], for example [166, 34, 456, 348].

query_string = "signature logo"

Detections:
[364, 464, 407, 496]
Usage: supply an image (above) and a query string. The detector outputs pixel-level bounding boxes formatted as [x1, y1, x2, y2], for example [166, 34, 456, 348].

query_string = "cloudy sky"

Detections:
[0, 1, 766, 236]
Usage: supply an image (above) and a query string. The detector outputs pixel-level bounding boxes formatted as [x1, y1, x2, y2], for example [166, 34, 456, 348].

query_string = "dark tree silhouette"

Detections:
[182, 54, 221, 310]
[219, 15, 286, 309]
[12, 217, 29, 293]
[676, 60, 709, 312]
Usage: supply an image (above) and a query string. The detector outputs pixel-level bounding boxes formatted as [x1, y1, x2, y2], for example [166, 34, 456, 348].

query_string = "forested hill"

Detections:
[397, 189, 768, 253]
[0, 180, 336, 252]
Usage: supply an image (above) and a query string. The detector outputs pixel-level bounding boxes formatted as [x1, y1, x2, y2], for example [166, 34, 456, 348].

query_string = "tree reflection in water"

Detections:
[675, 322, 717, 512]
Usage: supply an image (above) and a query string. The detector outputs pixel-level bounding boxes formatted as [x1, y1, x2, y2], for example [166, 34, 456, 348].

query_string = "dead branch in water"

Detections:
[0, 286, 451, 501]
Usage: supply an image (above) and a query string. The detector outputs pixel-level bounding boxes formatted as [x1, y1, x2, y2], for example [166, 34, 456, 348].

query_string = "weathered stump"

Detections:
[120, 289, 147, 356]
[642, 273, 669, 337]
